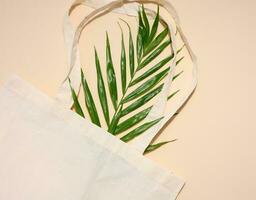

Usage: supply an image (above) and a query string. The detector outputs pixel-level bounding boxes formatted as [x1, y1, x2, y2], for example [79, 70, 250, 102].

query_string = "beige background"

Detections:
[0, 0, 255, 199]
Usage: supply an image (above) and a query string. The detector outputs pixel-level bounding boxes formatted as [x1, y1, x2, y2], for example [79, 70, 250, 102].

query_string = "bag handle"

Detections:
[56, 0, 197, 154]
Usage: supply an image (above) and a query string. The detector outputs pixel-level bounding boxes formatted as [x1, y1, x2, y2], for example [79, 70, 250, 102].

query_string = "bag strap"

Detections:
[55, 0, 197, 154]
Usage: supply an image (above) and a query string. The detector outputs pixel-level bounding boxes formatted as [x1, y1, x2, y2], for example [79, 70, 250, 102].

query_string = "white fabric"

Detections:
[0, 76, 184, 199]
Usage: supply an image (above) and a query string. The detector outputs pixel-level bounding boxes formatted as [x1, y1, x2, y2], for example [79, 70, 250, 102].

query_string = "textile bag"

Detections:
[0, 0, 197, 199]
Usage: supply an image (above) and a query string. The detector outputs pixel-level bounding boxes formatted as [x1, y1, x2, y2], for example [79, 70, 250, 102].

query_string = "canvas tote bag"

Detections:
[0, 0, 197, 200]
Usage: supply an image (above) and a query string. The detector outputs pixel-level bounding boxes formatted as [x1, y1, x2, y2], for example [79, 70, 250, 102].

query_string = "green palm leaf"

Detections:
[121, 117, 163, 142]
[176, 56, 184, 65]
[131, 54, 174, 86]
[122, 68, 169, 103]
[94, 48, 110, 126]
[138, 39, 171, 70]
[114, 106, 152, 135]
[106, 33, 118, 110]
[119, 19, 135, 78]
[131, 53, 183, 86]
[144, 139, 177, 154]
[69, 79, 85, 118]
[144, 28, 169, 56]
[173, 71, 184, 81]
[168, 89, 180, 100]
[128, 24, 135, 78]
[137, 13, 144, 64]
[81, 70, 101, 127]
[147, 6, 159, 44]
[70, 5, 185, 153]
[141, 5, 150, 42]
[121, 84, 164, 117]
[108, 105, 123, 134]
[120, 30, 127, 94]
